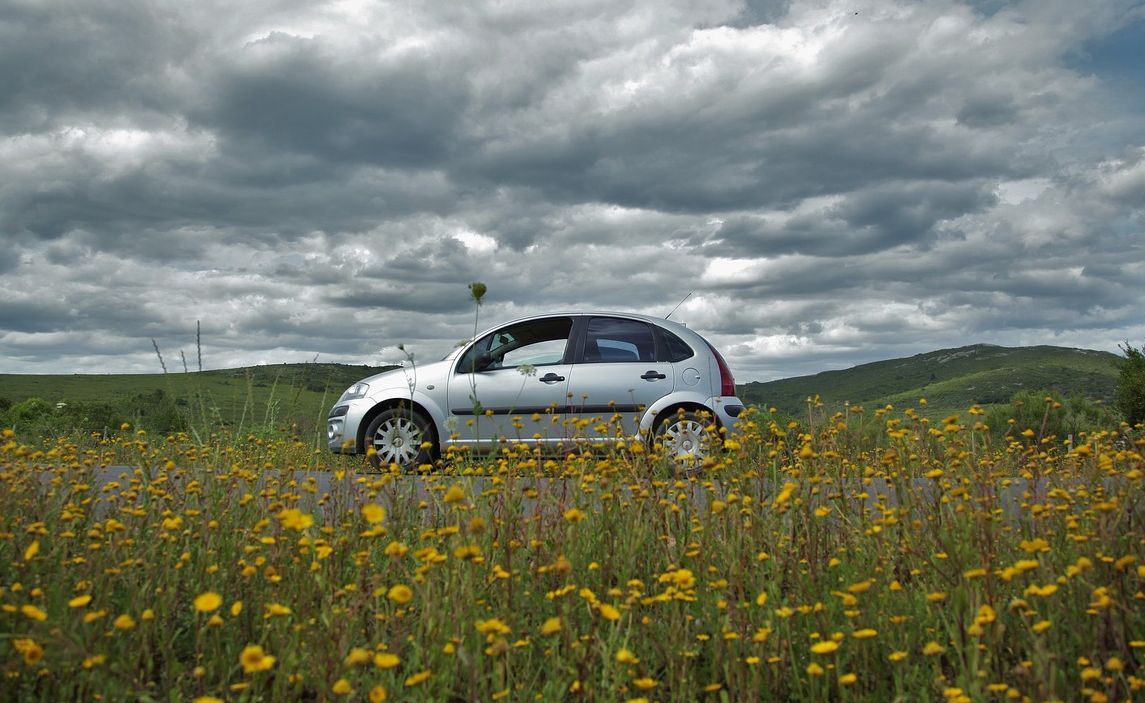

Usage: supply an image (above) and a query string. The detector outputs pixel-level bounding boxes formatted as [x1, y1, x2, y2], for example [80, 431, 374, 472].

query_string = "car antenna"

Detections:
[665, 290, 693, 320]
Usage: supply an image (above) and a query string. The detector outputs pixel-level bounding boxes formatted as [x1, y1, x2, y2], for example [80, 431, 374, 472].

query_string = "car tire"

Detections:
[364, 407, 436, 471]
[652, 408, 716, 474]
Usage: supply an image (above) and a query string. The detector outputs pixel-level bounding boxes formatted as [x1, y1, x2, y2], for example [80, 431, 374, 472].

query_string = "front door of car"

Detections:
[565, 316, 674, 442]
[446, 316, 574, 452]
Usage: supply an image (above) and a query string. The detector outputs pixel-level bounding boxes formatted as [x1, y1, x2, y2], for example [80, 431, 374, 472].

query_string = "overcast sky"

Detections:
[2, 0, 1143, 382]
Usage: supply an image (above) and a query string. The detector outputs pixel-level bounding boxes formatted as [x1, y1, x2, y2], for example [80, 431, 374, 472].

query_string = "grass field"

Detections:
[2, 400, 1143, 702]
[0, 363, 394, 442]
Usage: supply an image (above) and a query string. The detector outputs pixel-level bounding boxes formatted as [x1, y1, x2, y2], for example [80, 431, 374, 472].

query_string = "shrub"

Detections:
[985, 390, 1120, 443]
[1114, 342, 1145, 426]
[7, 397, 54, 427]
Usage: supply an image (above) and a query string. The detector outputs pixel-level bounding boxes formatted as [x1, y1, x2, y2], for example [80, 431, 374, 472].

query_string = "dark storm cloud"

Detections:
[196, 33, 467, 168]
[711, 181, 998, 258]
[0, 0, 193, 132]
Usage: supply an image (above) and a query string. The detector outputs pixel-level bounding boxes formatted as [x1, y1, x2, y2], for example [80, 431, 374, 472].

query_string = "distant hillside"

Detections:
[738, 344, 1121, 418]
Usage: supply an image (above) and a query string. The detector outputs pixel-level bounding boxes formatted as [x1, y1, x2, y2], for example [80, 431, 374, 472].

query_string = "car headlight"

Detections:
[341, 382, 370, 401]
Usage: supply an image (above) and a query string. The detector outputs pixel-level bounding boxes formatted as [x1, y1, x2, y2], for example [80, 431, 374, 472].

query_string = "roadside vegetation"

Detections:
[2, 393, 1143, 702]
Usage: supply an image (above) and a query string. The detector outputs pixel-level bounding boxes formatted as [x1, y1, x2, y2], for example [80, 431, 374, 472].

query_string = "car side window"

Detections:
[456, 317, 573, 373]
[581, 317, 656, 363]
[659, 329, 695, 362]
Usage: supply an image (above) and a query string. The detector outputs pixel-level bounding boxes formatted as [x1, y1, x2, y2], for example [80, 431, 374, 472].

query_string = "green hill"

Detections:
[738, 344, 1121, 418]
[0, 363, 395, 434]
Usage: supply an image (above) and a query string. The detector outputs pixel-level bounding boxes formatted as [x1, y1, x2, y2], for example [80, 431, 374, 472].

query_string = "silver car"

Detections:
[327, 312, 745, 469]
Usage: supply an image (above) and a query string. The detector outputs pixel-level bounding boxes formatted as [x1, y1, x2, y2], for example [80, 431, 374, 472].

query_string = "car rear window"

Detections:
[659, 329, 695, 362]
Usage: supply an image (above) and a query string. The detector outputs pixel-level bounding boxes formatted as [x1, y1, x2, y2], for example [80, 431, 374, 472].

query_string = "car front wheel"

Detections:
[364, 408, 436, 471]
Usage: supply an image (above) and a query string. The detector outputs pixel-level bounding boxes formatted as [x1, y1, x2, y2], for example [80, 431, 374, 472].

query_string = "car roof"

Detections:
[479, 311, 701, 338]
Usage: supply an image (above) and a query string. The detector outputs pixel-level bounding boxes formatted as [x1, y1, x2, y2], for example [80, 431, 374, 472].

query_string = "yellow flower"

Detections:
[477, 618, 512, 636]
[1024, 583, 1058, 598]
[374, 652, 401, 669]
[541, 617, 562, 636]
[598, 604, 621, 621]
[361, 504, 386, 524]
[277, 508, 314, 531]
[194, 592, 222, 613]
[387, 584, 413, 604]
[1019, 538, 1050, 553]
[755, 592, 768, 607]
[192, 698, 223, 703]
[616, 648, 638, 664]
[888, 650, 908, 662]
[926, 591, 947, 603]
[264, 603, 292, 617]
[230, 601, 243, 617]
[838, 673, 858, 685]
[332, 678, 353, 695]
[563, 508, 586, 523]
[239, 645, 276, 673]
[23, 540, 39, 562]
[344, 648, 372, 666]
[453, 544, 482, 560]
[69, 594, 93, 608]
[632, 678, 658, 690]
[404, 671, 431, 687]
[113, 614, 136, 630]
[667, 568, 696, 589]
[810, 641, 839, 655]
[368, 685, 388, 703]
[442, 485, 466, 504]
[806, 662, 824, 676]
[384, 541, 409, 557]
[922, 641, 946, 656]
[773, 481, 797, 507]
[975, 605, 996, 625]
[21, 604, 48, 622]
[852, 628, 877, 639]
[13, 638, 44, 665]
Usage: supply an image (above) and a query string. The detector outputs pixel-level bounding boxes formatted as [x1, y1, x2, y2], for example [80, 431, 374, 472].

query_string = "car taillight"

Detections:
[705, 341, 736, 397]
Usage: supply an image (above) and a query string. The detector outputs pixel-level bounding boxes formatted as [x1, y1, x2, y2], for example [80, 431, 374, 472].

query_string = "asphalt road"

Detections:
[31, 466, 1135, 525]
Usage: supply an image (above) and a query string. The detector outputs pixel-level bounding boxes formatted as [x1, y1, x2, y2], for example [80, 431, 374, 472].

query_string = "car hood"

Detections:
[357, 358, 452, 395]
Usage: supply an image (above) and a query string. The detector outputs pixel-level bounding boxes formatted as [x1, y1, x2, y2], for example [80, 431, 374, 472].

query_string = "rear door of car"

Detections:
[564, 316, 675, 441]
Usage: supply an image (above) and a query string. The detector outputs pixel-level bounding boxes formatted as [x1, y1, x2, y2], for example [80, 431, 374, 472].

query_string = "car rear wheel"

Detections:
[365, 408, 436, 471]
[652, 408, 716, 474]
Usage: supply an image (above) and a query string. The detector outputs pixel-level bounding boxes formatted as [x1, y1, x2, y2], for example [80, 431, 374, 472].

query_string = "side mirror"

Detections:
[474, 351, 494, 372]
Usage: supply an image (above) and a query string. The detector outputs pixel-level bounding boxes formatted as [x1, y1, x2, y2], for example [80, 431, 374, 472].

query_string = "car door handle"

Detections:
[640, 370, 667, 380]
[539, 372, 565, 384]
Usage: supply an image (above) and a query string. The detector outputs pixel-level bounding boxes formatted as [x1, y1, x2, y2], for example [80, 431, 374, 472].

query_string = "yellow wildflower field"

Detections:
[2, 405, 1143, 702]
